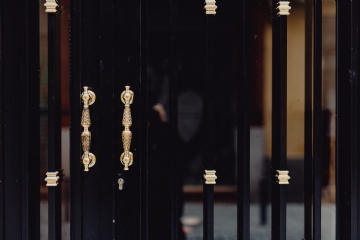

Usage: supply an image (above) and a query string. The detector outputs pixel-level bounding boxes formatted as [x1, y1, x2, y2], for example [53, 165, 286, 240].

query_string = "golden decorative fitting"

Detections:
[204, 0, 217, 15]
[203, 170, 217, 184]
[120, 86, 134, 171]
[275, 170, 290, 184]
[81, 86, 96, 172]
[45, 171, 60, 186]
[44, 0, 58, 13]
[276, 1, 291, 16]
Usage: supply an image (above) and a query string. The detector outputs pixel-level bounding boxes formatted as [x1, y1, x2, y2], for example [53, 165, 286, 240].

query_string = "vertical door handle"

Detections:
[81, 86, 96, 171]
[120, 86, 134, 171]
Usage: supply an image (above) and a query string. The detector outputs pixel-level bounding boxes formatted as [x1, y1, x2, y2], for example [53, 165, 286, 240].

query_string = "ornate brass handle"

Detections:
[120, 86, 134, 171]
[81, 86, 96, 172]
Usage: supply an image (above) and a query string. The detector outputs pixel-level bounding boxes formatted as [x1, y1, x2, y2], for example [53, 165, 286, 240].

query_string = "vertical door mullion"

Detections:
[47, 12, 62, 240]
[313, 1, 322, 239]
[203, 14, 215, 240]
[1, 0, 40, 238]
[351, 0, 359, 239]
[99, 0, 115, 238]
[304, 1, 313, 239]
[237, 0, 250, 239]
[69, 0, 83, 238]
[170, 0, 179, 238]
[139, 0, 148, 236]
[336, 1, 353, 239]
[271, 1, 288, 239]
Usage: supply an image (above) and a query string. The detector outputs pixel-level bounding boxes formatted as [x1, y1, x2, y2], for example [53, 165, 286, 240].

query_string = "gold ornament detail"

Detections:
[275, 170, 290, 184]
[204, 0, 217, 15]
[203, 170, 217, 184]
[44, 0, 58, 13]
[81, 86, 96, 172]
[120, 86, 134, 171]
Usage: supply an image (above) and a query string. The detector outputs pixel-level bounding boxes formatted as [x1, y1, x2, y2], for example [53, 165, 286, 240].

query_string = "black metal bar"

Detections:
[139, 0, 148, 237]
[69, 0, 83, 238]
[304, 1, 313, 239]
[336, 1, 352, 239]
[351, 1, 359, 239]
[203, 14, 215, 240]
[271, 1, 287, 239]
[0, 6, 3, 237]
[313, 1, 322, 239]
[47, 12, 62, 240]
[170, 0, 179, 238]
[1, 0, 40, 238]
[237, 0, 250, 239]
[99, 0, 115, 238]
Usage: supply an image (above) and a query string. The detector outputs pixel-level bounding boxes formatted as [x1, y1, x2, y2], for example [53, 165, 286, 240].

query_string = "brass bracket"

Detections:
[204, 0, 217, 15]
[44, 0, 58, 13]
[81, 87, 96, 172]
[44, 170, 64, 187]
[203, 170, 217, 184]
[275, 170, 290, 184]
[120, 86, 134, 171]
[276, 1, 291, 16]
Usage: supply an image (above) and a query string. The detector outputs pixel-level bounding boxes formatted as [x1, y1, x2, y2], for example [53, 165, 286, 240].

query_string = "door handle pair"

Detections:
[80, 86, 134, 172]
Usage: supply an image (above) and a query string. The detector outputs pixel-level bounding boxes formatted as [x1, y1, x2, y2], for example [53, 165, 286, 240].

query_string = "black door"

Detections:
[1, 0, 360, 240]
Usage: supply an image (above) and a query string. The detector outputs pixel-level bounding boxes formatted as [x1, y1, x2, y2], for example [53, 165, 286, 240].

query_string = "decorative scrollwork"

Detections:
[81, 86, 96, 172]
[120, 86, 134, 171]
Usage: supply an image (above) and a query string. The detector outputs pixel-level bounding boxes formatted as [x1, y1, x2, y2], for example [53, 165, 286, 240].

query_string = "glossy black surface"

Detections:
[0, 0, 40, 238]
[313, 1, 323, 239]
[271, 1, 288, 239]
[47, 12, 62, 240]
[203, 15, 216, 240]
[70, 0, 146, 238]
[237, 1, 250, 239]
[304, 2, 313, 239]
[336, 2, 353, 239]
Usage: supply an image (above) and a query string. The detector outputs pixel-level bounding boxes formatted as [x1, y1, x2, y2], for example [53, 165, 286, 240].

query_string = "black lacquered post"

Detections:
[313, 1, 322, 239]
[351, 0, 359, 239]
[1, 0, 40, 238]
[304, 1, 313, 239]
[336, 1, 353, 239]
[69, 0, 83, 238]
[170, 0, 179, 238]
[237, 0, 250, 239]
[47, 12, 62, 240]
[271, 1, 288, 239]
[203, 14, 215, 240]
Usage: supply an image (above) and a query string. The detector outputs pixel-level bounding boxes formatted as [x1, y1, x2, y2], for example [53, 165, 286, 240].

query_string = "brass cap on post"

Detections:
[275, 170, 290, 184]
[203, 170, 217, 184]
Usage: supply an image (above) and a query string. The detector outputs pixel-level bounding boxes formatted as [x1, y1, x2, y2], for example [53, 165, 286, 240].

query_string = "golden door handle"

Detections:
[120, 86, 134, 171]
[81, 86, 96, 172]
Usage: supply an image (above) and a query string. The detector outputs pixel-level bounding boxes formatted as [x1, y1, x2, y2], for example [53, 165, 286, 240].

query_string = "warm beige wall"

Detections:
[264, 7, 305, 159]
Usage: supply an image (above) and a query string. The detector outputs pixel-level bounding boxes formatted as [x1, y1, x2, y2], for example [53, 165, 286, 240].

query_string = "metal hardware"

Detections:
[204, 0, 217, 15]
[45, 171, 60, 186]
[81, 86, 96, 172]
[276, 1, 291, 16]
[203, 170, 217, 184]
[120, 86, 134, 171]
[118, 178, 125, 190]
[44, 0, 58, 13]
[275, 170, 290, 184]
